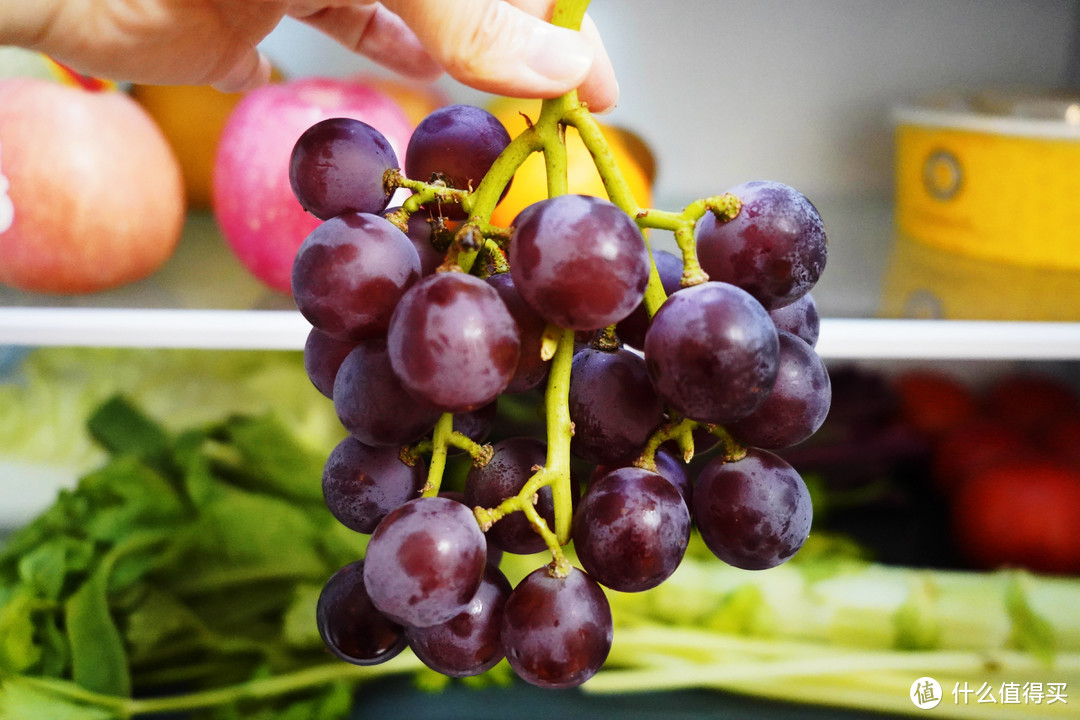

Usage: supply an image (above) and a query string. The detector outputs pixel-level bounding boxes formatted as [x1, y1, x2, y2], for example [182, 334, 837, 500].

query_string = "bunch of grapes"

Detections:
[290, 37, 829, 690]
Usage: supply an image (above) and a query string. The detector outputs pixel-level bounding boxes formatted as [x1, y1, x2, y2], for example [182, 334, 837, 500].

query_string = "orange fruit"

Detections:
[608, 125, 657, 185]
[487, 98, 654, 227]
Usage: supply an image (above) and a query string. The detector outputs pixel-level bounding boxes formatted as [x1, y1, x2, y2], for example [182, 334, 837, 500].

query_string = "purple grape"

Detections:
[404, 104, 511, 219]
[501, 565, 613, 689]
[387, 272, 520, 413]
[332, 339, 442, 447]
[644, 281, 779, 424]
[486, 272, 551, 393]
[316, 560, 406, 665]
[405, 564, 511, 677]
[728, 331, 832, 449]
[653, 448, 693, 504]
[464, 437, 552, 555]
[289, 117, 397, 220]
[696, 180, 827, 310]
[591, 446, 692, 506]
[572, 467, 690, 592]
[769, 292, 820, 347]
[291, 212, 420, 341]
[616, 248, 684, 349]
[509, 195, 650, 330]
[322, 436, 426, 534]
[363, 496, 487, 627]
[303, 327, 356, 399]
[438, 491, 503, 569]
[568, 346, 665, 465]
[693, 448, 813, 570]
[384, 206, 445, 276]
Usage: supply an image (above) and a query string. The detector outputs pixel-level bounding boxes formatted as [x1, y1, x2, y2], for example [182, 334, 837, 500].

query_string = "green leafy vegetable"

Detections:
[0, 347, 344, 472]
[66, 561, 130, 697]
[0, 396, 369, 719]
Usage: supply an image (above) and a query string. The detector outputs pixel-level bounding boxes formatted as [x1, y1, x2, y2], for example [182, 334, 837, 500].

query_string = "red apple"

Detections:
[0, 78, 185, 294]
[212, 76, 413, 294]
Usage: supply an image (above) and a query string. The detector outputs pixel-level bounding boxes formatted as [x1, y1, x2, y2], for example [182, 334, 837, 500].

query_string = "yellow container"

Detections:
[880, 233, 1080, 322]
[894, 89, 1080, 270]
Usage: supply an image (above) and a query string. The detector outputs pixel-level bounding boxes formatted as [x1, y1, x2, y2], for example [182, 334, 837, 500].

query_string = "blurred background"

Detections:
[261, 0, 1080, 203]
[1, 1, 1080, 718]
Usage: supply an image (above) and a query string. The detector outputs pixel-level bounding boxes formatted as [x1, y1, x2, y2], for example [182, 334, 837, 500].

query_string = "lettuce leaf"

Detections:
[0, 347, 344, 526]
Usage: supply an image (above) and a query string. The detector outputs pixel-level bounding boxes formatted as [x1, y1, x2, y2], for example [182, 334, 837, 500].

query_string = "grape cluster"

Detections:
[289, 95, 830, 689]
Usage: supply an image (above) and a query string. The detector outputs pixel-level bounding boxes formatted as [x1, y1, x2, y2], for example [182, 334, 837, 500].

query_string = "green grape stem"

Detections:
[383, 169, 470, 216]
[408, 0, 750, 555]
[450, 433, 494, 467]
[421, 412, 454, 496]
[635, 417, 700, 470]
[636, 417, 747, 471]
[709, 424, 749, 463]
[472, 326, 576, 569]
[541, 327, 576, 546]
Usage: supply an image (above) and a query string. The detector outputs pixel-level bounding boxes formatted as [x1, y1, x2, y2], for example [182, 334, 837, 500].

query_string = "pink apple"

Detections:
[212, 76, 414, 294]
[0, 78, 185, 294]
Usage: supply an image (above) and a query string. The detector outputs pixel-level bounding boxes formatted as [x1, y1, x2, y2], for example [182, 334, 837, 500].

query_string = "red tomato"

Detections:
[984, 373, 1080, 435]
[893, 370, 977, 438]
[1042, 411, 1080, 469]
[951, 459, 1080, 575]
[932, 417, 1029, 495]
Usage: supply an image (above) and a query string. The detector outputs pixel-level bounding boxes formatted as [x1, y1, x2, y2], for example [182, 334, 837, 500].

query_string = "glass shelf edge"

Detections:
[0, 309, 1077, 360]
[816, 318, 1080, 360]
[0, 307, 310, 351]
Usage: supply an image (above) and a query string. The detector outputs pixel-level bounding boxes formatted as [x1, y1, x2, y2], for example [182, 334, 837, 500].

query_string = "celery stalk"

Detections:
[526, 536, 1080, 718]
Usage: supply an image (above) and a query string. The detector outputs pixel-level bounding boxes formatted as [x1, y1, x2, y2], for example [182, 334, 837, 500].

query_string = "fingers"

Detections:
[295, 4, 443, 82]
[573, 13, 618, 113]
[498, 0, 618, 112]
[379, 0, 619, 112]
[210, 48, 274, 93]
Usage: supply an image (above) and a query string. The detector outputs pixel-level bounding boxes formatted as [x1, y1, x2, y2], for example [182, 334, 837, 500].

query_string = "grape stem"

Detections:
[567, 101, 744, 297]
[635, 417, 699, 469]
[541, 327, 576, 546]
[410, 421, 493, 491]
[635, 417, 747, 471]
[420, 413, 453, 495]
[383, 169, 469, 219]
[472, 326, 576, 576]
[466, 0, 588, 569]
[409, 0, 751, 562]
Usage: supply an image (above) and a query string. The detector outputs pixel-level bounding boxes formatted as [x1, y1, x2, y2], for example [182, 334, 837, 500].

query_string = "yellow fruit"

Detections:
[487, 98, 654, 227]
[131, 82, 250, 209]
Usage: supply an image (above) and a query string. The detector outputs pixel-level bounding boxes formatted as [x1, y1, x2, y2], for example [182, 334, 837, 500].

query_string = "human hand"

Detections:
[4, 0, 618, 112]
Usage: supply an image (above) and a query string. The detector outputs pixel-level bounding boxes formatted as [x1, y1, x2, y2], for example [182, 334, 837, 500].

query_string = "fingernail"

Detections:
[527, 25, 594, 86]
[593, 80, 620, 115]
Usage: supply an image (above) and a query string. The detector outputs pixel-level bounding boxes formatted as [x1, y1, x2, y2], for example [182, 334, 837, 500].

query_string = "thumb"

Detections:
[380, 0, 597, 100]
